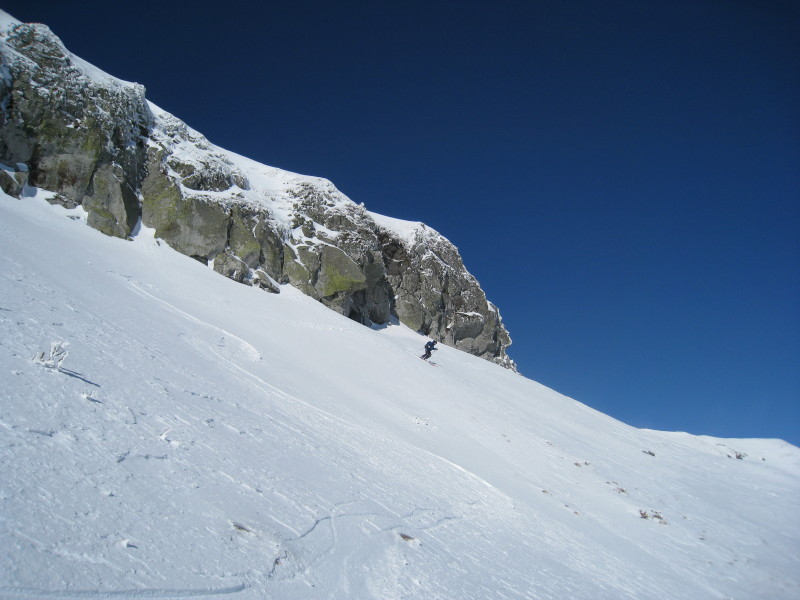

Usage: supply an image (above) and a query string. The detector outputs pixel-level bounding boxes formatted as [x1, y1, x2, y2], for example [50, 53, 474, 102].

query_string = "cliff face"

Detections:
[0, 17, 149, 237]
[0, 11, 514, 369]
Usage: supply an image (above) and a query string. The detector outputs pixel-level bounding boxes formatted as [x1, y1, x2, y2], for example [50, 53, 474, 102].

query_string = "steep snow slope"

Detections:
[1, 192, 798, 599]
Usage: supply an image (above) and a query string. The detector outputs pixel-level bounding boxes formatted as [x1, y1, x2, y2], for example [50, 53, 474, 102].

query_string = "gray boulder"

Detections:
[0, 165, 27, 196]
[141, 151, 230, 263]
[213, 250, 249, 283]
[83, 163, 139, 238]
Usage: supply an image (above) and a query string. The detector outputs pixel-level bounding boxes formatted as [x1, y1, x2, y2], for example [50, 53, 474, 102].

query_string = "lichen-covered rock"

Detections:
[254, 221, 284, 281]
[281, 244, 315, 295]
[228, 205, 263, 268]
[316, 245, 367, 297]
[362, 251, 392, 324]
[0, 165, 27, 196]
[142, 190, 230, 263]
[168, 155, 249, 192]
[83, 163, 139, 238]
[213, 250, 248, 283]
[140, 147, 230, 261]
[0, 11, 515, 368]
[0, 20, 149, 237]
[252, 269, 280, 293]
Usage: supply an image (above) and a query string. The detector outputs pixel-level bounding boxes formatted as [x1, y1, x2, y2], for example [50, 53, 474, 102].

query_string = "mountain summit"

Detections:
[0, 9, 513, 368]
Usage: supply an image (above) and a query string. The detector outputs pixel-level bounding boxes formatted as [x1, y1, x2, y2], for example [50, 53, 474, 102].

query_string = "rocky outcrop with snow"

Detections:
[0, 14, 149, 238]
[0, 10, 514, 368]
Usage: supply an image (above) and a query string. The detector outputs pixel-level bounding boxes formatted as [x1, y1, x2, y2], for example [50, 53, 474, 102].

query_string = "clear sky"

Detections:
[5, 1, 798, 445]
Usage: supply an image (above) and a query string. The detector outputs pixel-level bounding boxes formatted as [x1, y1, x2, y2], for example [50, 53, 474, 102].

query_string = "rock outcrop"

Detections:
[0, 18, 149, 237]
[0, 10, 515, 369]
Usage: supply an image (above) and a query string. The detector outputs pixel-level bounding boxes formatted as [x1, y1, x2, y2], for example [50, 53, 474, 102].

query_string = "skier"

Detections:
[421, 340, 437, 360]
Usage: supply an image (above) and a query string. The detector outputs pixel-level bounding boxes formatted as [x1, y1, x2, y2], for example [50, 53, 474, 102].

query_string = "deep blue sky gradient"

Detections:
[6, 1, 798, 444]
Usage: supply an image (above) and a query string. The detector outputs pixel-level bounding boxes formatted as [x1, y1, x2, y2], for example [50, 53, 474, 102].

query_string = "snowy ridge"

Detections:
[0, 7, 370, 235]
[369, 212, 428, 246]
[146, 100, 383, 235]
[0, 9, 17, 29]
[0, 10, 138, 91]
[1, 192, 798, 599]
[67, 51, 140, 90]
[143, 71, 454, 256]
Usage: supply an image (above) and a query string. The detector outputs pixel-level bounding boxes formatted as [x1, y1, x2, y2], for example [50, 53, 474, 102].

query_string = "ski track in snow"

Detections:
[110, 273, 263, 364]
[69, 260, 515, 595]
[0, 585, 247, 599]
[115, 269, 515, 516]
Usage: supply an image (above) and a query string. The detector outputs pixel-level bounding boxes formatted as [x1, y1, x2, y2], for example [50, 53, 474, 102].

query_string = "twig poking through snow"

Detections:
[32, 341, 70, 369]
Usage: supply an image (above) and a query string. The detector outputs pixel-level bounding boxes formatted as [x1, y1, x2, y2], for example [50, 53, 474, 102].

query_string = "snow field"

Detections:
[1, 192, 798, 599]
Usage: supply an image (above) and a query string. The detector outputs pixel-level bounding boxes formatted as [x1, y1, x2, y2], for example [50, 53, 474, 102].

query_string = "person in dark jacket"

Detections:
[421, 340, 437, 360]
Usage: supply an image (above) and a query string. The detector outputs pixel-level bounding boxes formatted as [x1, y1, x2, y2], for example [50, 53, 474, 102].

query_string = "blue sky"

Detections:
[6, 1, 798, 445]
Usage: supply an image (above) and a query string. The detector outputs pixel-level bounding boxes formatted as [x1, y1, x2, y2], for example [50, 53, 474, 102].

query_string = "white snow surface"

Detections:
[0, 10, 20, 33]
[368, 213, 427, 246]
[1, 192, 798, 600]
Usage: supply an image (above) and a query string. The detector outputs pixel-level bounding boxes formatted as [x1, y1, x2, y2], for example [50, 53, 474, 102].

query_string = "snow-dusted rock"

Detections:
[0, 17, 149, 220]
[0, 9, 514, 367]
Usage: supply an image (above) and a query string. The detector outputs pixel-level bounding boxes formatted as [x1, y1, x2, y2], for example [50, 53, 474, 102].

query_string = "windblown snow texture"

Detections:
[1, 192, 798, 599]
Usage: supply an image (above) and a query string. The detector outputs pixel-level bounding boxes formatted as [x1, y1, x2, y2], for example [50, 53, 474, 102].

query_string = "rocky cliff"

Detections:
[0, 11, 514, 369]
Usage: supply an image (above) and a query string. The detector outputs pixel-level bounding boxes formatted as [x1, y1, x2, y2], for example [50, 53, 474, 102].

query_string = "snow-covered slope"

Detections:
[1, 191, 798, 599]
